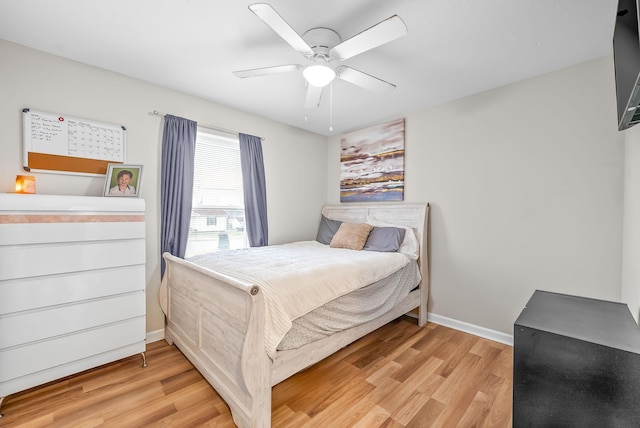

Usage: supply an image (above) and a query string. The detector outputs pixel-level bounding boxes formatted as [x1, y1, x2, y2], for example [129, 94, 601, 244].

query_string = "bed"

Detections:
[159, 203, 430, 427]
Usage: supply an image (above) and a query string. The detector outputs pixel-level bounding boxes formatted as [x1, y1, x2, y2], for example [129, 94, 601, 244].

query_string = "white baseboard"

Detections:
[146, 329, 165, 344]
[426, 312, 514, 346]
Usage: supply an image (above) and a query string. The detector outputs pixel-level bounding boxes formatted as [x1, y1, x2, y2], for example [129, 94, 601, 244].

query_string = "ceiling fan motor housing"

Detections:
[302, 28, 341, 62]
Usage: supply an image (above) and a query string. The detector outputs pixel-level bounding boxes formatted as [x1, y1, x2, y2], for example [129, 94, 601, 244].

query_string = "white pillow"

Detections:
[365, 217, 420, 260]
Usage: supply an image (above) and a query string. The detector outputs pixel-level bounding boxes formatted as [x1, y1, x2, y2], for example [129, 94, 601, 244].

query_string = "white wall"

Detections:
[1, 38, 632, 340]
[328, 57, 625, 335]
[622, 125, 640, 322]
[0, 39, 328, 335]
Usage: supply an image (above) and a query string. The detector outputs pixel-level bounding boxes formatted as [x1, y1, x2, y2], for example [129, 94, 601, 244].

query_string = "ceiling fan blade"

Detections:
[336, 66, 396, 94]
[330, 15, 407, 61]
[305, 84, 323, 108]
[249, 3, 314, 58]
[233, 64, 301, 78]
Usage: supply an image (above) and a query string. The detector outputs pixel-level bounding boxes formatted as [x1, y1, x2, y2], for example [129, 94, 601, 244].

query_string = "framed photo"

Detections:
[103, 164, 143, 197]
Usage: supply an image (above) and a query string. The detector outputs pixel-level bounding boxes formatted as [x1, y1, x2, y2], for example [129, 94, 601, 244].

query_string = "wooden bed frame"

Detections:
[160, 203, 430, 427]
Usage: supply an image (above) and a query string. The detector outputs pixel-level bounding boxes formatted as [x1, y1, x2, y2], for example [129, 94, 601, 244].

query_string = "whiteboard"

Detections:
[22, 108, 126, 176]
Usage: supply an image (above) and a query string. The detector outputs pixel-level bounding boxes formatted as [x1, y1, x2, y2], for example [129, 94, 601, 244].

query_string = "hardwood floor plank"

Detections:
[490, 345, 514, 380]
[384, 356, 443, 417]
[366, 360, 403, 387]
[431, 352, 483, 404]
[106, 402, 178, 427]
[271, 405, 311, 427]
[434, 334, 480, 378]
[203, 415, 238, 428]
[301, 374, 376, 426]
[406, 397, 447, 427]
[478, 373, 506, 403]
[351, 404, 391, 428]
[3, 385, 83, 422]
[389, 347, 426, 383]
[308, 390, 379, 427]
[391, 390, 432, 426]
[52, 382, 167, 426]
[283, 361, 362, 416]
[456, 390, 492, 428]
[416, 371, 446, 397]
[482, 374, 513, 428]
[170, 381, 225, 413]
[0, 413, 55, 428]
[157, 398, 225, 427]
[1, 317, 513, 427]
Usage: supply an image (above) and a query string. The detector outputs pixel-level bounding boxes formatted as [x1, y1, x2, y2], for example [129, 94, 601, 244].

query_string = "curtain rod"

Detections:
[152, 110, 264, 140]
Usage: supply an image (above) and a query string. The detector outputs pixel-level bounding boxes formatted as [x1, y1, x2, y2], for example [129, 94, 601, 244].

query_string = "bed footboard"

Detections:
[162, 253, 270, 428]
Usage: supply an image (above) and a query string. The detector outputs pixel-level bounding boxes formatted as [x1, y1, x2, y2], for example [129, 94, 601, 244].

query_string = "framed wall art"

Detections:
[340, 118, 405, 202]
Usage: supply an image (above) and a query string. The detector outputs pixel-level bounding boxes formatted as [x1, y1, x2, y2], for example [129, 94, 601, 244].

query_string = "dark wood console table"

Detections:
[513, 290, 640, 427]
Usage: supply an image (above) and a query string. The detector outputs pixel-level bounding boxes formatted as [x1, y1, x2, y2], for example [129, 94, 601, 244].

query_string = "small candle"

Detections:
[15, 175, 36, 194]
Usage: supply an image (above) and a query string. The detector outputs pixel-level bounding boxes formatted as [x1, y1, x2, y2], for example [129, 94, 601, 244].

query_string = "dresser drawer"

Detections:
[0, 239, 145, 281]
[0, 317, 146, 383]
[0, 265, 145, 314]
[0, 291, 145, 349]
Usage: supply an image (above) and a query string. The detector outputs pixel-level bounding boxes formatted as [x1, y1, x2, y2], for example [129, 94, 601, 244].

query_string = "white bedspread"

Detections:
[185, 241, 411, 359]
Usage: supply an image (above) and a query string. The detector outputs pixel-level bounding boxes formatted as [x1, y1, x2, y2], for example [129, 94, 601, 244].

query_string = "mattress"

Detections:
[277, 260, 421, 351]
[183, 240, 412, 359]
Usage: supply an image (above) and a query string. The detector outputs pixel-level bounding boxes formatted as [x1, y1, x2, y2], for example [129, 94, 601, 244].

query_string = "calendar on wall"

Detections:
[22, 108, 126, 176]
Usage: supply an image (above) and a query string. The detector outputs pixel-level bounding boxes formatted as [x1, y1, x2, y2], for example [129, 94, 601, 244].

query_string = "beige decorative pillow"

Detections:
[330, 222, 373, 250]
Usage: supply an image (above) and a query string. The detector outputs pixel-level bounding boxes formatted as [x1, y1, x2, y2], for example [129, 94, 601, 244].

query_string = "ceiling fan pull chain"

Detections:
[329, 83, 334, 132]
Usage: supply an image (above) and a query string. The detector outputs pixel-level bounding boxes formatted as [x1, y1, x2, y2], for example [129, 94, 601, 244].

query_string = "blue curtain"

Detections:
[239, 133, 268, 247]
[160, 114, 197, 275]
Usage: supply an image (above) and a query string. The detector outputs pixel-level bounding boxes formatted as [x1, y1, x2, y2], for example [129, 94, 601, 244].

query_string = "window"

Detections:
[185, 128, 247, 257]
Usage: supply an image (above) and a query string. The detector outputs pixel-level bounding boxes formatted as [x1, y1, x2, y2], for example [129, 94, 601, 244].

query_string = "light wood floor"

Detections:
[1, 317, 513, 427]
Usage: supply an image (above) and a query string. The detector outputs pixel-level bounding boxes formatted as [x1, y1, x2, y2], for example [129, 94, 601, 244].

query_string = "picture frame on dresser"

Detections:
[104, 164, 143, 197]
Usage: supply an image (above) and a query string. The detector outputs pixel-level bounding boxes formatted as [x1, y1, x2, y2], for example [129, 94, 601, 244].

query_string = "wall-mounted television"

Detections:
[614, 0, 640, 130]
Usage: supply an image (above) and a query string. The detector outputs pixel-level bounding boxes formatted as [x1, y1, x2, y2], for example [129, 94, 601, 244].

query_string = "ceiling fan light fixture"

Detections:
[303, 65, 336, 87]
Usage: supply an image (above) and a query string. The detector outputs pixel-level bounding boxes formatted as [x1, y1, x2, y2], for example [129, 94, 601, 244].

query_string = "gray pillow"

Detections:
[316, 215, 342, 245]
[363, 227, 406, 252]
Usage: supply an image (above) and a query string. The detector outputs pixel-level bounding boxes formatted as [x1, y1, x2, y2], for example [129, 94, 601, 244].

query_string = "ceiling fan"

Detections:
[233, 3, 408, 108]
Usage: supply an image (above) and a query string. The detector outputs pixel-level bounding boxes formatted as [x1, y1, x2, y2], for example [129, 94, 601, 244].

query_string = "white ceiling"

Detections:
[0, 0, 618, 136]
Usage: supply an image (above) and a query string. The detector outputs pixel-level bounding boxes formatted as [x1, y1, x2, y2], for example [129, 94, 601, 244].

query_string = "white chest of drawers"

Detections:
[0, 194, 147, 415]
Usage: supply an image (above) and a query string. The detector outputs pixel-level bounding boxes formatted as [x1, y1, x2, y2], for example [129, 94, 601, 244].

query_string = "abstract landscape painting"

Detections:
[340, 118, 405, 202]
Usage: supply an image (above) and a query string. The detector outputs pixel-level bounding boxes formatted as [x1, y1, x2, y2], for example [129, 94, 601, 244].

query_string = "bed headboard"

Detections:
[321, 203, 430, 291]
